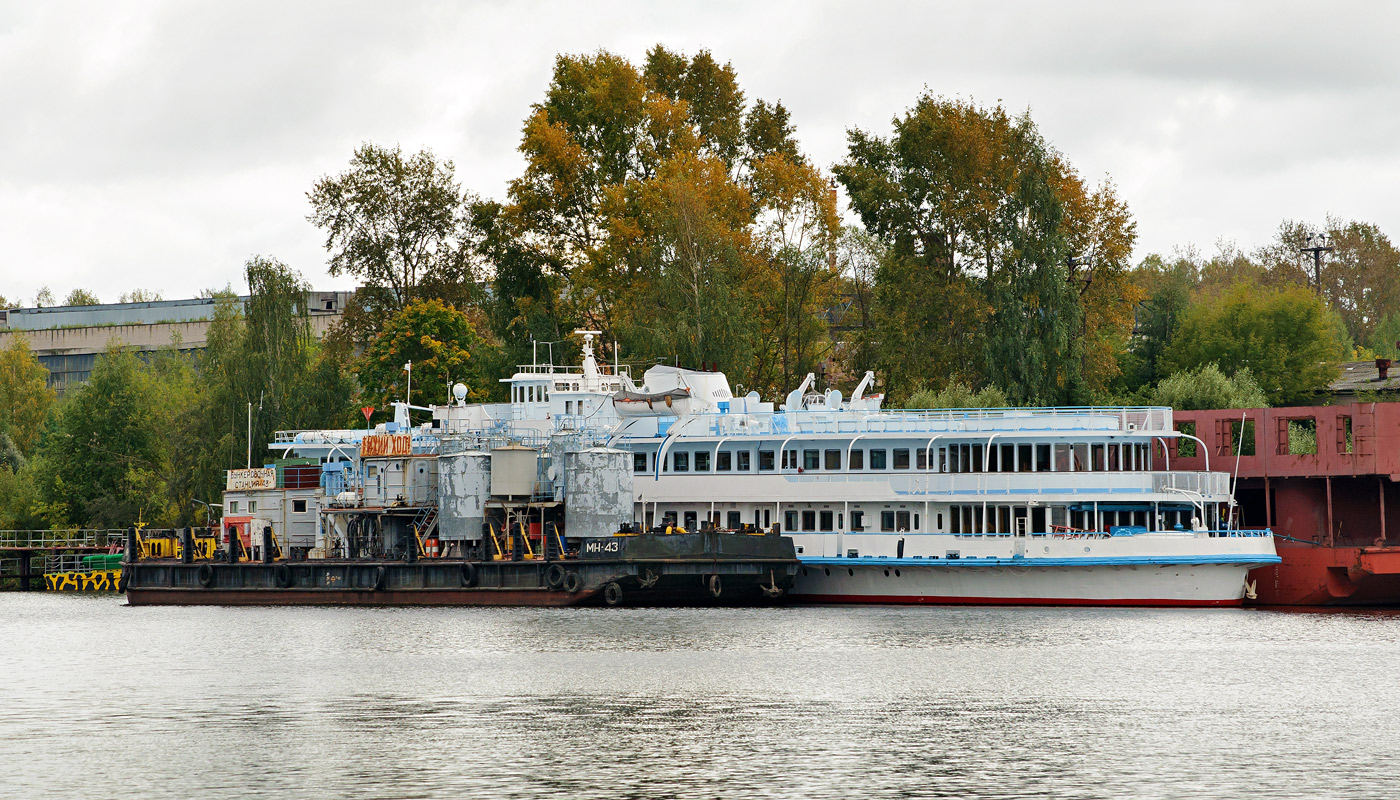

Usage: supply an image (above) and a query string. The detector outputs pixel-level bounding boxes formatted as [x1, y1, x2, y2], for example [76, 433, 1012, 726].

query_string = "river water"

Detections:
[2, 595, 1397, 799]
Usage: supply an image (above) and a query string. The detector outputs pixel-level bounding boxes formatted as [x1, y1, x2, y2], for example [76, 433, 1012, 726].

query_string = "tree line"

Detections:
[2, 44, 1393, 529]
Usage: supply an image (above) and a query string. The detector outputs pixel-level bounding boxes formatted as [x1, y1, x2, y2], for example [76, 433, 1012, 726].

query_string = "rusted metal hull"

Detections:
[126, 586, 598, 606]
[1251, 544, 1400, 606]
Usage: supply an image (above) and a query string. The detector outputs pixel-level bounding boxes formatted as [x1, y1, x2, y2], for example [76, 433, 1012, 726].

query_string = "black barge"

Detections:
[122, 527, 798, 607]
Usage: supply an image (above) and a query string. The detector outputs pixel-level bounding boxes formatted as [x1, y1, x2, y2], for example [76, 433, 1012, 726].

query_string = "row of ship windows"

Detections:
[226, 499, 308, 514]
[657, 504, 1204, 534]
[638, 442, 1156, 475]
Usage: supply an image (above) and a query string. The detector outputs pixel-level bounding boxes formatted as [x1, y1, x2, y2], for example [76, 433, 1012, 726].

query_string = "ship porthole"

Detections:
[824, 568, 830, 576]
[1083, 547, 1091, 553]
[848, 568, 854, 576]
[895, 569, 901, 577]
[883, 569, 890, 577]
[802, 568, 808, 576]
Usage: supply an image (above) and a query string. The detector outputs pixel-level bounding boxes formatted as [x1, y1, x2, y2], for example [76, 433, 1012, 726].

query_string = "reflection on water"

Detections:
[2, 595, 1398, 799]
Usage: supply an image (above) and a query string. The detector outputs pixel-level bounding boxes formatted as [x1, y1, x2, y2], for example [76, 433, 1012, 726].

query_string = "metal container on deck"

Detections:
[438, 449, 491, 541]
[564, 447, 633, 538]
[491, 446, 538, 498]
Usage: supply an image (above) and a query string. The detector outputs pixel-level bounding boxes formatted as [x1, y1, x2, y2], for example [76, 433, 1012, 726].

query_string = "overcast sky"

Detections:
[2, 1, 1396, 305]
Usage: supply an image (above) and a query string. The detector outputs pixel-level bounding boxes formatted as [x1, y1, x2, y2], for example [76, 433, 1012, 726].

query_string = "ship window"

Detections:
[1092, 444, 1106, 471]
[881, 511, 896, 532]
[937, 513, 943, 531]
[727, 511, 742, 529]
[986, 446, 997, 472]
[1108, 443, 1121, 470]
[738, 451, 752, 471]
[803, 449, 820, 470]
[1001, 444, 1015, 472]
[249, 501, 257, 514]
[229, 501, 239, 514]
[782, 450, 798, 469]
[292, 500, 307, 514]
[917, 448, 928, 470]
[634, 452, 648, 472]
[1018, 444, 1032, 472]
[971, 444, 983, 472]
[913, 513, 920, 530]
[1053, 444, 1070, 472]
[684, 511, 697, 530]
[673, 452, 689, 472]
[802, 510, 816, 531]
[896, 510, 910, 531]
[893, 449, 910, 469]
[763, 509, 771, 527]
[819, 511, 834, 531]
[938, 446, 947, 473]
[1036, 444, 1051, 472]
[785, 511, 798, 531]
[759, 450, 775, 471]
[869, 449, 887, 469]
[694, 451, 710, 472]
[716, 451, 732, 471]
[949, 508, 960, 534]
[851, 510, 865, 531]
[824, 449, 841, 470]
[849, 449, 864, 470]
[948, 445, 959, 473]
[1072, 444, 1088, 472]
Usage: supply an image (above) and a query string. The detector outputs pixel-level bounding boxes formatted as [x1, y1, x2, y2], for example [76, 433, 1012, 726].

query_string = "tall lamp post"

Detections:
[1301, 232, 1333, 296]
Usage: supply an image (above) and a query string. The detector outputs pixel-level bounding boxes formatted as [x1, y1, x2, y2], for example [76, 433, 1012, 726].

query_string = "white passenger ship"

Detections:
[270, 335, 1278, 607]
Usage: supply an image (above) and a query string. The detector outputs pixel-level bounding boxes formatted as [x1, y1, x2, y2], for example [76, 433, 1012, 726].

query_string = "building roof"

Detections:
[1330, 360, 1400, 395]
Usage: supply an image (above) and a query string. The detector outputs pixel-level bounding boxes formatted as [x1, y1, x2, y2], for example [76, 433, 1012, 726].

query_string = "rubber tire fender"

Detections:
[116, 572, 128, 594]
[274, 563, 294, 589]
[372, 565, 387, 591]
[603, 581, 623, 606]
[562, 571, 582, 594]
[544, 563, 566, 590]
[197, 563, 215, 588]
[707, 574, 722, 598]
[460, 561, 478, 588]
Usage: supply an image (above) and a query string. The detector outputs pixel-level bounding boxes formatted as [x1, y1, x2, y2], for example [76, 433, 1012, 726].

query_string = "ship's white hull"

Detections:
[791, 559, 1260, 607]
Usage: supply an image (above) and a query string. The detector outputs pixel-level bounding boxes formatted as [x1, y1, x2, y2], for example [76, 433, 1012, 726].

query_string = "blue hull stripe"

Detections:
[798, 554, 1282, 568]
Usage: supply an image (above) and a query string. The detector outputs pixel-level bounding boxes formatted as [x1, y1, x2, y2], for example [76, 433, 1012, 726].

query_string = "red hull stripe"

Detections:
[789, 593, 1241, 608]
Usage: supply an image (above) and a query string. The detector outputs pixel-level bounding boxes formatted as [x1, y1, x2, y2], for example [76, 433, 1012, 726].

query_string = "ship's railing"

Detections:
[651, 406, 1173, 439]
[44, 553, 122, 574]
[513, 363, 631, 377]
[677, 470, 1230, 498]
[0, 530, 127, 549]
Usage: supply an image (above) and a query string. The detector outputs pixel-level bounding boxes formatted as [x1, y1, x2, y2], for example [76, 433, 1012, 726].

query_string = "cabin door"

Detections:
[1014, 515, 1029, 558]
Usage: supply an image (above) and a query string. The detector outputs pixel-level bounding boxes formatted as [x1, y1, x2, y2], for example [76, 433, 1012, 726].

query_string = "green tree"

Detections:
[33, 287, 55, 307]
[34, 344, 166, 528]
[1150, 363, 1268, 410]
[63, 288, 100, 306]
[357, 299, 498, 413]
[1164, 282, 1347, 405]
[905, 381, 1009, 409]
[0, 335, 56, 456]
[836, 95, 1127, 404]
[308, 143, 479, 325]
[119, 289, 165, 303]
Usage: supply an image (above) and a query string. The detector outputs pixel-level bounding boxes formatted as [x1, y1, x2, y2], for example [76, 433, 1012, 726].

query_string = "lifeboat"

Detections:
[612, 388, 695, 418]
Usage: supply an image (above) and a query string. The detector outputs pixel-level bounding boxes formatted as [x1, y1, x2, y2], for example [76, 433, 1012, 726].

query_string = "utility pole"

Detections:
[1301, 232, 1333, 296]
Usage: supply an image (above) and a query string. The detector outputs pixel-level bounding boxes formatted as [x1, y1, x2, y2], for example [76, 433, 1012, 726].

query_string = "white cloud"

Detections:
[1, 0, 1396, 304]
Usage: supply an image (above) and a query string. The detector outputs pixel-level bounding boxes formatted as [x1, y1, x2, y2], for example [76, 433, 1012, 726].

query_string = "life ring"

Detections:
[460, 562, 478, 588]
[563, 571, 582, 594]
[274, 563, 294, 589]
[603, 582, 622, 606]
[707, 574, 722, 598]
[545, 563, 566, 590]
[424, 537, 440, 559]
[197, 563, 215, 588]
[372, 565, 387, 591]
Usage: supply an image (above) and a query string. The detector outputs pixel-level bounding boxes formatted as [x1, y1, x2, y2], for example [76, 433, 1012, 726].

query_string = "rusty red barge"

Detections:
[1172, 401, 1400, 606]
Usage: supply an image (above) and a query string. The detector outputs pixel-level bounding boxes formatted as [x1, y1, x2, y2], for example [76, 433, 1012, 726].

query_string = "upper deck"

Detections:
[615, 406, 1174, 441]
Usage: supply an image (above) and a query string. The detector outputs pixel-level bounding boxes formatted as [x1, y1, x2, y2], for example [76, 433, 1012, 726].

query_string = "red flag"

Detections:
[361, 406, 375, 422]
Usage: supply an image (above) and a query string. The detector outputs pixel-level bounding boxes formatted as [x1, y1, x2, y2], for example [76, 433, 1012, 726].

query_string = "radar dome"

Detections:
[452, 383, 468, 402]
